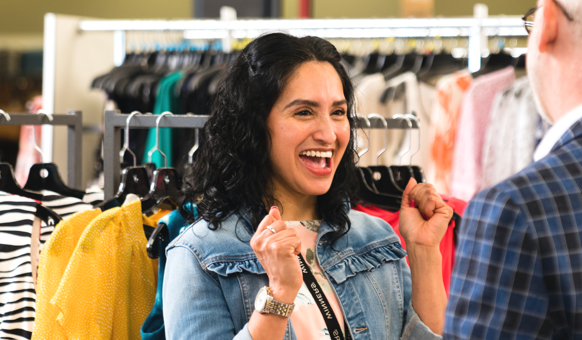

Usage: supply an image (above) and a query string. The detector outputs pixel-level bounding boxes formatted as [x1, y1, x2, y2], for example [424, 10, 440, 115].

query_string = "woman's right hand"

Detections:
[250, 207, 303, 304]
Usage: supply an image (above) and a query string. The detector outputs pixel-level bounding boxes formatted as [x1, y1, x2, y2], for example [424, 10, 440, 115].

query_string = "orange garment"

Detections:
[148, 208, 173, 224]
[35, 200, 156, 340]
[427, 70, 472, 194]
[33, 209, 102, 340]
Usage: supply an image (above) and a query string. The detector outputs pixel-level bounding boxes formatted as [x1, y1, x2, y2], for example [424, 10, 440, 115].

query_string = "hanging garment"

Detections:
[426, 70, 473, 194]
[481, 76, 550, 190]
[142, 71, 184, 168]
[35, 200, 155, 340]
[0, 192, 43, 340]
[353, 195, 467, 296]
[355, 73, 401, 167]
[32, 209, 102, 340]
[387, 72, 435, 170]
[286, 220, 347, 339]
[38, 191, 93, 252]
[82, 185, 104, 206]
[450, 67, 516, 201]
[14, 96, 43, 187]
[141, 205, 197, 340]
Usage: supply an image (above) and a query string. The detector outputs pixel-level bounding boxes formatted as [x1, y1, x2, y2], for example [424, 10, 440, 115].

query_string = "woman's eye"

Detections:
[332, 109, 346, 116]
[296, 110, 311, 116]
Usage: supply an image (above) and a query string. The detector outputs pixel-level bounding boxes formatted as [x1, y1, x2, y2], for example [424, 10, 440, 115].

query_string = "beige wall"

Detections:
[0, 0, 536, 34]
[0, 0, 192, 34]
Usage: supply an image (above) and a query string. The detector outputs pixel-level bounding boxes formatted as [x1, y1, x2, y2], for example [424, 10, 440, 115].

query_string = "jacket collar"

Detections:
[550, 118, 582, 154]
[236, 201, 352, 236]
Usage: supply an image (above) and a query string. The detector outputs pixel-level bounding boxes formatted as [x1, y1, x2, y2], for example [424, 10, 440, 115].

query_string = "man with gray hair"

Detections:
[444, 0, 582, 338]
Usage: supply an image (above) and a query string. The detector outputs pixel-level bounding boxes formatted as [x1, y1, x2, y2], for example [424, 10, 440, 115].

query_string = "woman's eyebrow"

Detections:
[283, 99, 347, 110]
[284, 99, 318, 110]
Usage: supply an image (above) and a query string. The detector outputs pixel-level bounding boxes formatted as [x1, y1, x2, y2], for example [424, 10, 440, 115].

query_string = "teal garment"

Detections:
[141, 203, 196, 340]
[142, 71, 184, 168]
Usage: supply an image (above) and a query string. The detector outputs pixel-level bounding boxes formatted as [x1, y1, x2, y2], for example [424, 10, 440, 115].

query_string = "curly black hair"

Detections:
[180, 33, 359, 243]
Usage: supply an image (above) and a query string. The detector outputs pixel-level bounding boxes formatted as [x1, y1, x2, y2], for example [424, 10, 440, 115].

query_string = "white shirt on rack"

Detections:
[533, 104, 582, 162]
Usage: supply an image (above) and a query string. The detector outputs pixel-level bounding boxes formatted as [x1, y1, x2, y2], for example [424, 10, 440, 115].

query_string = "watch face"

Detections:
[255, 287, 268, 312]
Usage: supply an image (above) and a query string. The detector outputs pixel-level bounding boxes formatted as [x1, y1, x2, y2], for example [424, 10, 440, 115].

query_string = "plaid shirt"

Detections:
[444, 119, 582, 339]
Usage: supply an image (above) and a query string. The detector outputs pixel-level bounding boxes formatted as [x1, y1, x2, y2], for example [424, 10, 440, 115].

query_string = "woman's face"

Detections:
[266, 61, 351, 201]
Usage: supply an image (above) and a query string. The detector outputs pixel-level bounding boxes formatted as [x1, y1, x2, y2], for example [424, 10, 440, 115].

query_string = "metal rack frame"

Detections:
[103, 111, 418, 200]
[77, 5, 526, 72]
[0, 111, 83, 189]
[103, 111, 209, 199]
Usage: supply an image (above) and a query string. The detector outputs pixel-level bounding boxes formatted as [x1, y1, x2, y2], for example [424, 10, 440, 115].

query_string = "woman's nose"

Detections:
[312, 116, 337, 144]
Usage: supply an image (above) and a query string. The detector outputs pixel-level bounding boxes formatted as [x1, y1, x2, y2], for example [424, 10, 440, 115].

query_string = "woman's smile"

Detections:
[299, 149, 333, 175]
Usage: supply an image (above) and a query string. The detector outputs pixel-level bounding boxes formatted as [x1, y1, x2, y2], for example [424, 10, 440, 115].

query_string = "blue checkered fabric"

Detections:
[444, 118, 582, 339]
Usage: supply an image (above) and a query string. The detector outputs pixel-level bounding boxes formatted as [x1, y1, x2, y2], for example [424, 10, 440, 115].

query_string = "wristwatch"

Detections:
[254, 286, 295, 317]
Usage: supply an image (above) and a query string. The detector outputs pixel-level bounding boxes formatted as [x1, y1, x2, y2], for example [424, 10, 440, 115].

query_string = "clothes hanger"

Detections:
[401, 113, 426, 183]
[141, 112, 179, 214]
[23, 111, 86, 199]
[366, 113, 405, 196]
[355, 114, 379, 192]
[382, 54, 405, 80]
[355, 114, 401, 211]
[393, 113, 425, 184]
[388, 114, 416, 191]
[0, 110, 62, 225]
[146, 113, 190, 259]
[139, 111, 158, 181]
[417, 52, 465, 82]
[96, 111, 151, 210]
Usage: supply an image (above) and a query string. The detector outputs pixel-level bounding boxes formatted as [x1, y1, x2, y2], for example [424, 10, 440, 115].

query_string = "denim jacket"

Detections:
[163, 205, 441, 340]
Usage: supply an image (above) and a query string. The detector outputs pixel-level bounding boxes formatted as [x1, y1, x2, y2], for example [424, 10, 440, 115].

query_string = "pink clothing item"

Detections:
[450, 67, 516, 201]
[427, 70, 473, 194]
[286, 220, 345, 340]
[15, 96, 43, 186]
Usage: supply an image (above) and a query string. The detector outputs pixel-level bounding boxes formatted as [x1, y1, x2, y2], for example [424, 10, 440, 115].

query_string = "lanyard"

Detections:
[297, 253, 352, 340]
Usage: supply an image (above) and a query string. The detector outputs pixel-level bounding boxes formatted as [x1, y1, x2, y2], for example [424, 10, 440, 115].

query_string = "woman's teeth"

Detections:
[299, 150, 333, 158]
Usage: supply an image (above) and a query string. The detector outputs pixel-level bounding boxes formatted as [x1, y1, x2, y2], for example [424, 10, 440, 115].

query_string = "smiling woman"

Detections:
[164, 33, 451, 340]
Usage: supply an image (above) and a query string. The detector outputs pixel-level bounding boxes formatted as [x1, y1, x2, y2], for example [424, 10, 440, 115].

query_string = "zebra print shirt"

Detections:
[0, 189, 99, 340]
[0, 192, 43, 340]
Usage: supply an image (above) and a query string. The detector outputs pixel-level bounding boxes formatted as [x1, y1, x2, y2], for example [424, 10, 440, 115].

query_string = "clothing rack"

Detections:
[76, 4, 526, 72]
[0, 111, 83, 189]
[103, 111, 417, 200]
[103, 111, 209, 200]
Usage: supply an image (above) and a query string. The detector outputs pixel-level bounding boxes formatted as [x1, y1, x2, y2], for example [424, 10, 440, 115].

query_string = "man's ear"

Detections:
[537, 0, 559, 53]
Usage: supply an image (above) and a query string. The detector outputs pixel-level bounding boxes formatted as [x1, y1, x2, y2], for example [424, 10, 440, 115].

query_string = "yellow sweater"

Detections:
[32, 200, 156, 339]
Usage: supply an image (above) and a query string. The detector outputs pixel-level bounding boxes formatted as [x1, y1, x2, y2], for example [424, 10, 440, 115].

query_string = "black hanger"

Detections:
[146, 220, 169, 259]
[417, 52, 466, 82]
[140, 167, 180, 215]
[357, 167, 402, 211]
[24, 163, 86, 199]
[140, 112, 179, 214]
[20, 115, 85, 199]
[472, 51, 516, 77]
[96, 112, 151, 210]
[382, 54, 406, 80]
[0, 163, 62, 225]
[0, 163, 43, 201]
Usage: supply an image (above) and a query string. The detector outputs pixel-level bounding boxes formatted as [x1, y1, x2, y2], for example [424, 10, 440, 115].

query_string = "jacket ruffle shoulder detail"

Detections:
[325, 241, 406, 284]
[204, 256, 266, 277]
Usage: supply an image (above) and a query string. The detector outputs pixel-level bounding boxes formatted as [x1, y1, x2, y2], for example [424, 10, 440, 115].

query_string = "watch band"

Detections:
[263, 287, 295, 317]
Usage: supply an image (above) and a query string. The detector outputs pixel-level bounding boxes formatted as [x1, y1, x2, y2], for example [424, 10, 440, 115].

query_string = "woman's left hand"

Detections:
[399, 178, 453, 249]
